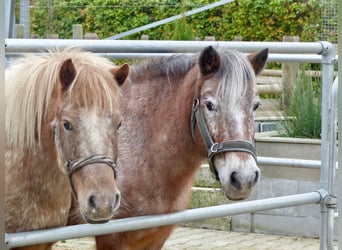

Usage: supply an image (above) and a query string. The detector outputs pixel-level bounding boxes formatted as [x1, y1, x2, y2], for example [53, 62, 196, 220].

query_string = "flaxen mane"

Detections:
[6, 48, 121, 154]
[215, 50, 256, 108]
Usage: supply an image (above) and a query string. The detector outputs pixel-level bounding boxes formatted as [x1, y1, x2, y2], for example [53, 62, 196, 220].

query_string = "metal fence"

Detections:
[4, 39, 338, 250]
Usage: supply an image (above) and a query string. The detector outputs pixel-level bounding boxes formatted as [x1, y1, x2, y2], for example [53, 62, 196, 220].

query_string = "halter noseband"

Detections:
[52, 125, 117, 197]
[190, 98, 257, 180]
[66, 154, 117, 197]
[66, 154, 117, 179]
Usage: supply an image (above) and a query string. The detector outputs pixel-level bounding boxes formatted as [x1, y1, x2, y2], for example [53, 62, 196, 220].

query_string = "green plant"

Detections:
[171, 0, 194, 41]
[29, 0, 322, 41]
[280, 68, 322, 139]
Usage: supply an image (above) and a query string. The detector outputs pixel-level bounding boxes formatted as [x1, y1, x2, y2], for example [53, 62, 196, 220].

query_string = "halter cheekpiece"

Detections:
[190, 98, 257, 180]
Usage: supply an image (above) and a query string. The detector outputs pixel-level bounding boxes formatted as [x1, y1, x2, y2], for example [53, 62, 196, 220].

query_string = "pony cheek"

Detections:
[214, 154, 260, 201]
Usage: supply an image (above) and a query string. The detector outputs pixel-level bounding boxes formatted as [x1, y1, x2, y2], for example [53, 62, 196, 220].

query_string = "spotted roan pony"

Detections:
[5, 49, 129, 250]
[69, 46, 268, 249]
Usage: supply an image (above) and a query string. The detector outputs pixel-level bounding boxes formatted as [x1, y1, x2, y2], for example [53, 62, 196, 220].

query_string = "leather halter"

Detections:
[190, 98, 257, 180]
[66, 154, 117, 197]
[52, 124, 117, 196]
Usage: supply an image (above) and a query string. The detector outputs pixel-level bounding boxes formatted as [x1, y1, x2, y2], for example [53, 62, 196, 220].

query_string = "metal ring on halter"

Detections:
[210, 143, 219, 153]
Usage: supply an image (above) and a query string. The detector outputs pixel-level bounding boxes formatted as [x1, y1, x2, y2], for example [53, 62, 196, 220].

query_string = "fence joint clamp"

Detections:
[324, 195, 337, 209]
[316, 189, 337, 208]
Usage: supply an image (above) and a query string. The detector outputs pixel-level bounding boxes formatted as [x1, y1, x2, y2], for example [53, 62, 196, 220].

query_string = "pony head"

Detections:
[53, 56, 129, 222]
[192, 46, 268, 200]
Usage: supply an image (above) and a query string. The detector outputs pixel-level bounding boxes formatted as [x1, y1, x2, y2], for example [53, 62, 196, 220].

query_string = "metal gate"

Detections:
[4, 40, 338, 250]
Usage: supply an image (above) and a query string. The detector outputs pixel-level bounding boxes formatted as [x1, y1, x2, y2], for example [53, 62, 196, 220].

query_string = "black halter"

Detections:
[190, 98, 257, 180]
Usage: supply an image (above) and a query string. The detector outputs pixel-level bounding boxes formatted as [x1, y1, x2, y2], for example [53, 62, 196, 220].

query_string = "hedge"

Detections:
[29, 0, 323, 42]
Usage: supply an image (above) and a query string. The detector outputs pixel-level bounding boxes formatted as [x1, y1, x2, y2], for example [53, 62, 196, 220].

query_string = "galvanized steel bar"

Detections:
[327, 77, 338, 250]
[5, 52, 325, 64]
[257, 156, 321, 169]
[5, 191, 324, 249]
[328, 77, 338, 196]
[319, 41, 336, 250]
[5, 0, 15, 38]
[5, 39, 325, 54]
[98, 53, 326, 63]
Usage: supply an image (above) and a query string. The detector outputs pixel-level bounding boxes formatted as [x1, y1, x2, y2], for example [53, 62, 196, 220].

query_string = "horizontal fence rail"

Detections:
[200, 157, 322, 170]
[5, 52, 325, 63]
[5, 39, 327, 54]
[5, 191, 325, 249]
[257, 156, 321, 169]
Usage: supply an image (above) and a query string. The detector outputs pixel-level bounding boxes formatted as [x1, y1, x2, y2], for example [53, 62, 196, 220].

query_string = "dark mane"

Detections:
[131, 53, 196, 79]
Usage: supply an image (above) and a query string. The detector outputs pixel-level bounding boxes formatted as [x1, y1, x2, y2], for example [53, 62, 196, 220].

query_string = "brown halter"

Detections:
[190, 98, 257, 180]
[52, 124, 117, 196]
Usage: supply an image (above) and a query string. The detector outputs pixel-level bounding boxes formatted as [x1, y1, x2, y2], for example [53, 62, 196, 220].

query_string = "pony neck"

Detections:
[119, 66, 206, 203]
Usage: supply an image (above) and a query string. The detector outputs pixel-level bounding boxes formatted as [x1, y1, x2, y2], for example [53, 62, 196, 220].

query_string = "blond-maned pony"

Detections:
[6, 49, 129, 250]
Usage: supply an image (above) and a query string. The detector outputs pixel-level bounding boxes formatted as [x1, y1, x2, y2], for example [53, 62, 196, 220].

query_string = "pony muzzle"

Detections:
[207, 140, 258, 181]
[83, 191, 121, 223]
[66, 154, 120, 223]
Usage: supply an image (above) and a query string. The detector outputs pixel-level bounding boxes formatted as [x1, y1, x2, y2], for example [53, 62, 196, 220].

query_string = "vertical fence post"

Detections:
[84, 33, 99, 40]
[47, 34, 59, 39]
[281, 36, 300, 111]
[338, 3, 342, 248]
[5, 0, 15, 38]
[319, 41, 336, 250]
[204, 36, 215, 41]
[15, 24, 25, 39]
[19, 0, 30, 38]
[72, 24, 83, 39]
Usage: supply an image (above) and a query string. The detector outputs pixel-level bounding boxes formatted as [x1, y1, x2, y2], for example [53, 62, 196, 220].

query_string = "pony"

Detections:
[5, 48, 129, 250]
[69, 46, 268, 249]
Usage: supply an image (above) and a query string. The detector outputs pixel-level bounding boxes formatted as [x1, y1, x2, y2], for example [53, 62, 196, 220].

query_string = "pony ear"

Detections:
[198, 46, 221, 76]
[111, 63, 130, 86]
[247, 48, 268, 76]
[59, 58, 76, 91]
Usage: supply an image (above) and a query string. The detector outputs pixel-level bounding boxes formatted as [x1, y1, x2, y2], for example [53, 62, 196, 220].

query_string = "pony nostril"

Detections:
[88, 195, 97, 212]
[254, 171, 259, 185]
[230, 171, 241, 190]
[112, 192, 121, 212]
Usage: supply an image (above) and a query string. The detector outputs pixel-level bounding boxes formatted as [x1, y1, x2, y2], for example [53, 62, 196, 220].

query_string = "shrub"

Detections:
[29, 0, 322, 41]
[280, 68, 322, 139]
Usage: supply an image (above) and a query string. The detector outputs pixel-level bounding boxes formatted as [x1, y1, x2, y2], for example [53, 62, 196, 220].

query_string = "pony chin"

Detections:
[215, 154, 260, 201]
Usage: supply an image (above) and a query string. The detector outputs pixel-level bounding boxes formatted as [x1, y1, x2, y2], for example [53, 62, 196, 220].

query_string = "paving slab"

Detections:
[52, 227, 338, 250]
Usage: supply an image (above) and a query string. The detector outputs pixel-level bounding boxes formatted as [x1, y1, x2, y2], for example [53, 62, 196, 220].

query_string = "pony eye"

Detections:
[253, 102, 261, 111]
[117, 122, 122, 130]
[63, 120, 73, 131]
[205, 101, 215, 112]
